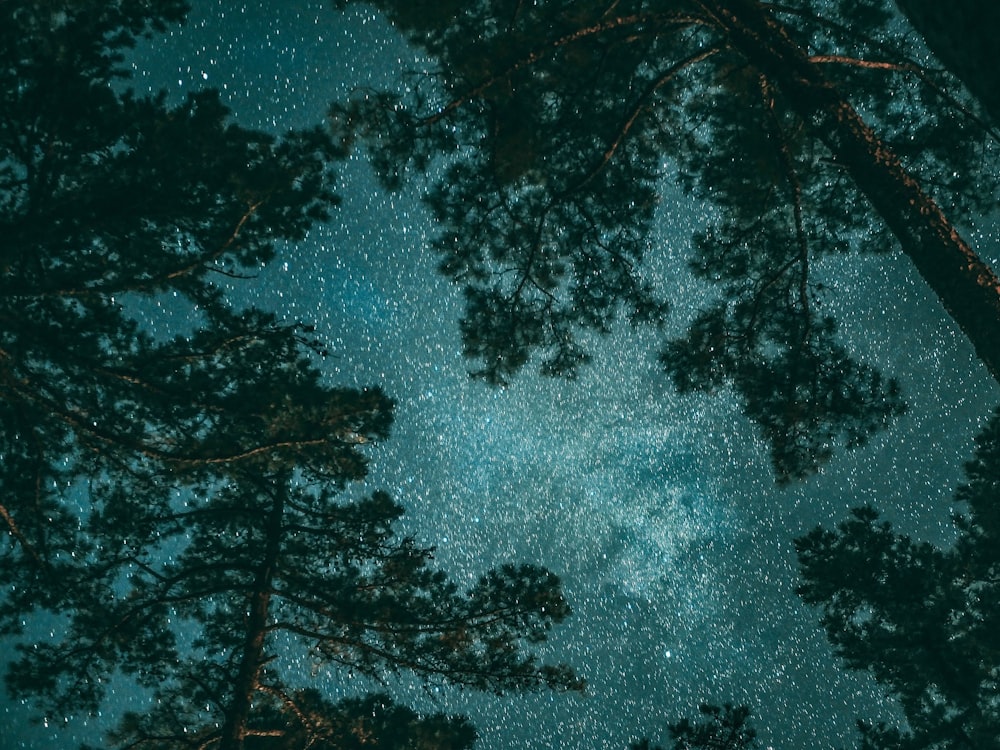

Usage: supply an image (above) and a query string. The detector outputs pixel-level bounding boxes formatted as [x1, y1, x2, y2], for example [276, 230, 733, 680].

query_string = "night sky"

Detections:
[5, 3, 1000, 749]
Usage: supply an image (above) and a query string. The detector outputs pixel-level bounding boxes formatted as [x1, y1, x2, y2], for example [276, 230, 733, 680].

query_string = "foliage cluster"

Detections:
[0, 2, 581, 748]
[335, 0, 1000, 481]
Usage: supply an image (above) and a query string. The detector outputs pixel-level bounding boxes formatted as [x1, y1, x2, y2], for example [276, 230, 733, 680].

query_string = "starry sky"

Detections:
[6, 2, 1000, 749]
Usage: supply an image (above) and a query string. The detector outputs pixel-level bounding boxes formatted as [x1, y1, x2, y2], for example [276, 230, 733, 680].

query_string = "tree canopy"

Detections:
[98, 690, 478, 750]
[0, 0, 349, 592]
[631, 703, 760, 750]
[5, 2, 999, 749]
[7, 457, 582, 749]
[0, 3, 584, 748]
[334, 0, 1000, 481]
[796, 409, 1000, 749]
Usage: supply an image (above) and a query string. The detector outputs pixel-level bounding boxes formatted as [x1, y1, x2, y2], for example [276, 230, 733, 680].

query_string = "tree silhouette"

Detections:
[795, 409, 1000, 748]
[1, 4, 584, 747]
[97, 690, 478, 750]
[5, 385, 582, 749]
[895, 0, 1000, 127]
[631, 703, 759, 750]
[0, 0, 346, 596]
[333, 0, 1000, 480]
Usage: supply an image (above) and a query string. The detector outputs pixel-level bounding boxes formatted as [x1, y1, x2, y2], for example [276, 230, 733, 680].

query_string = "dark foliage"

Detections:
[8, 431, 581, 747]
[632, 702, 759, 750]
[796, 408, 1000, 748]
[0, 0, 347, 599]
[334, 0, 1000, 481]
[895, 0, 1000, 127]
[92, 690, 478, 750]
[0, 4, 584, 748]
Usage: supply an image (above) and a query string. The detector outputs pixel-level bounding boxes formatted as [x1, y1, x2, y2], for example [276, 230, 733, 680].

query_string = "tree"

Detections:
[0, 1, 347, 598]
[894, 0, 1000, 127]
[4, 381, 582, 749]
[97, 691, 478, 750]
[631, 703, 760, 750]
[795, 409, 1000, 748]
[7, 468, 583, 749]
[1, 4, 585, 746]
[333, 0, 1000, 480]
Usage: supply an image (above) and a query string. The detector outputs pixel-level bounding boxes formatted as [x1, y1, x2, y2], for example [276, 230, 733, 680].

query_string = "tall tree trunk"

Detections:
[218, 482, 285, 750]
[698, 0, 1000, 385]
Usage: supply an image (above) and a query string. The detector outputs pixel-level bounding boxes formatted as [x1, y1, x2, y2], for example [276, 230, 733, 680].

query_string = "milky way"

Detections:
[5, 3, 999, 749]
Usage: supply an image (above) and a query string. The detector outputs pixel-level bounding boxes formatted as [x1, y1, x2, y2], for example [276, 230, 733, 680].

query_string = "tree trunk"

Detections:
[698, 0, 1000, 385]
[895, 0, 1000, 127]
[218, 482, 285, 750]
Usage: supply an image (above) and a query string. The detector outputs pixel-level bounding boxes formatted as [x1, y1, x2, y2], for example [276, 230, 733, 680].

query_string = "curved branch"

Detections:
[0, 502, 44, 567]
[420, 11, 707, 126]
[572, 44, 724, 193]
[807, 55, 1000, 142]
[758, 74, 811, 331]
[40, 199, 264, 299]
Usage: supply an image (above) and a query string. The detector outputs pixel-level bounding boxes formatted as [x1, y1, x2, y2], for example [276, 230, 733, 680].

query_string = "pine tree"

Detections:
[631, 703, 759, 750]
[97, 691, 478, 750]
[0, 5, 586, 746]
[796, 410, 1000, 748]
[7, 418, 582, 749]
[0, 1, 343, 591]
[333, 0, 1000, 480]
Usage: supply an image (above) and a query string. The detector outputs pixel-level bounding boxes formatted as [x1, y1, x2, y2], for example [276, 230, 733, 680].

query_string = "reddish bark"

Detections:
[218, 483, 284, 750]
[698, 0, 1000, 384]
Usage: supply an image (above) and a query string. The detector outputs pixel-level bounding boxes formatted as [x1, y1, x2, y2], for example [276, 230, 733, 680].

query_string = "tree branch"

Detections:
[572, 44, 723, 193]
[420, 12, 707, 127]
